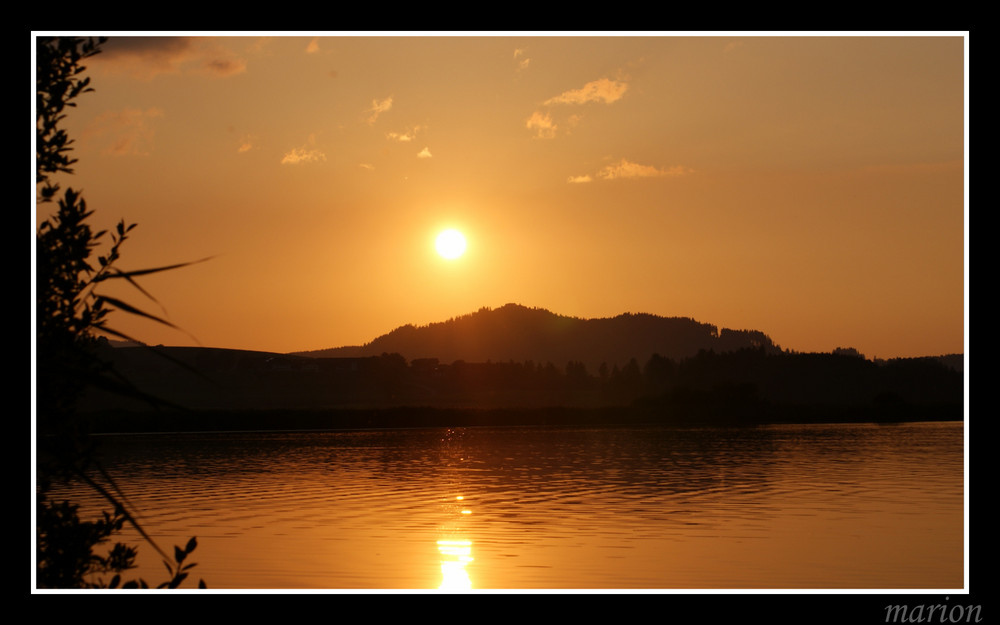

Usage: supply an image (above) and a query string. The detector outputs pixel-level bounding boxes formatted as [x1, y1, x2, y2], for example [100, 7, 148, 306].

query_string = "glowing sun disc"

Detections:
[436, 229, 467, 259]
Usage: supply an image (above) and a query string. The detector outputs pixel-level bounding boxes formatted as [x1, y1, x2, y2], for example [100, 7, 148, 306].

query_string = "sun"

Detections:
[435, 229, 467, 260]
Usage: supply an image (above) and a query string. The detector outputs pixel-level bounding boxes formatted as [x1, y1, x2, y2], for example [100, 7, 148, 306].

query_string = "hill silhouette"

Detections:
[78, 304, 962, 430]
[294, 303, 780, 373]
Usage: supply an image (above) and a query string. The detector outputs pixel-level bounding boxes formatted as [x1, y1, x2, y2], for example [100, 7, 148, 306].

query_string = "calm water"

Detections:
[49, 421, 965, 590]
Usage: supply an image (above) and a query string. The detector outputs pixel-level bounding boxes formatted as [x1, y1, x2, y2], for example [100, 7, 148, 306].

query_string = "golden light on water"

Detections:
[437, 540, 474, 590]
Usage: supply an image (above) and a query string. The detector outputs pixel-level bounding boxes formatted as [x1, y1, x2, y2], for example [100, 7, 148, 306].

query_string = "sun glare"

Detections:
[435, 229, 467, 260]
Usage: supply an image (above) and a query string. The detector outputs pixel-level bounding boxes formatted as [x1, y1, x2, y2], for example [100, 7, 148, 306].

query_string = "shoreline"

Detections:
[76, 401, 964, 435]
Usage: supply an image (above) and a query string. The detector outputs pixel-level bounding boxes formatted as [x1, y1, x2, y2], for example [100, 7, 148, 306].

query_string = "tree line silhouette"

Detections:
[82, 340, 962, 430]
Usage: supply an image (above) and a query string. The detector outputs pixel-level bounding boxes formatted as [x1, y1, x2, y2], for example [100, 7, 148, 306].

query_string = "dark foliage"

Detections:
[80, 343, 962, 432]
[35, 35, 204, 589]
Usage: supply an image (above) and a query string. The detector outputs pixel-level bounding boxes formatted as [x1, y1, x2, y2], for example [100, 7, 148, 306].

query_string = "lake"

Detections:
[47, 420, 965, 590]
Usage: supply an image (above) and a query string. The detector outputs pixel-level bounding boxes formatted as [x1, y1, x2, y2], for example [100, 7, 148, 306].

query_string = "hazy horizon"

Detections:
[34, 33, 967, 361]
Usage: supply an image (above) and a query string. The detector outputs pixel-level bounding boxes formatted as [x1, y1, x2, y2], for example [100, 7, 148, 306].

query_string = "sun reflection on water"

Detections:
[437, 493, 474, 590]
[437, 539, 474, 590]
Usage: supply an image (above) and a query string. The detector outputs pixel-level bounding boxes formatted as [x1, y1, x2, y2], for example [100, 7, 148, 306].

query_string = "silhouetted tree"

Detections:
[621, 357, 642, 385]
[565, 360, 590, 390]
[833, 346, 865, 359]
[643, 353, 675, 392]
[35, 36, 204, 589]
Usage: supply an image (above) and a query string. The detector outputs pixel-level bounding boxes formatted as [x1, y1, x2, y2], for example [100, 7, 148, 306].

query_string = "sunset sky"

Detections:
[34, 33, 967, 360]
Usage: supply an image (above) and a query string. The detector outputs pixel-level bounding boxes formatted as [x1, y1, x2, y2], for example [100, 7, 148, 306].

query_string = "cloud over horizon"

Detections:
[543, 78, 628, 106]
[281, 135, 326, 165]
[367, 97, 393, 125]
[513, 48, 530, 72]
[95, 36, 247, 80]
[597, 159, 693, 180]
[386, 125, 424, 142]
[528, 76, 628, 139]
[237, 134, 257, 153]
[281, 148, 326, 165]
[526, 111, 557, 139]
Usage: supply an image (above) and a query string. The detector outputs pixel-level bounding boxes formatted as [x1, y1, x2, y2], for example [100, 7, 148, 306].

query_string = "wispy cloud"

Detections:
[386, 125, 424, 142]
[543, 78, 628, 106]
[359, 163, 375, 171]
[417, 147, 432, 159]
[597, 159, 694, 180]
[281, 135, 326, 165]
[513, 47, 530, 72]
[367, 96, 393, 125]
[95, 36, 247, 80]
[82, 107, 164, 156]
[525, 111, 556, 139]
[565, 160, 693, 182]
[281, 148, 326, 165]
[528, 76, 628, 138]
[237, 134, 257, 153]
[201, 57, 246, 77]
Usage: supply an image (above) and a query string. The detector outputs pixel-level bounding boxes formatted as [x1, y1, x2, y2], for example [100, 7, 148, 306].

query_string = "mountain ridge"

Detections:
[291, 303, 781, 372]
[84, 304, 962, 421]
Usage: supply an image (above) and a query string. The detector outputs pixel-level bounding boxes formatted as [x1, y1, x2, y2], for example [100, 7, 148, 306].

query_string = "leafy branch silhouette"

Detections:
[35, 35, 208, 589]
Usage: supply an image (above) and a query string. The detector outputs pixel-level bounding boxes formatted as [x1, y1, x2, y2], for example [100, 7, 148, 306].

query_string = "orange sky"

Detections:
[34, 33, 967, 360]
